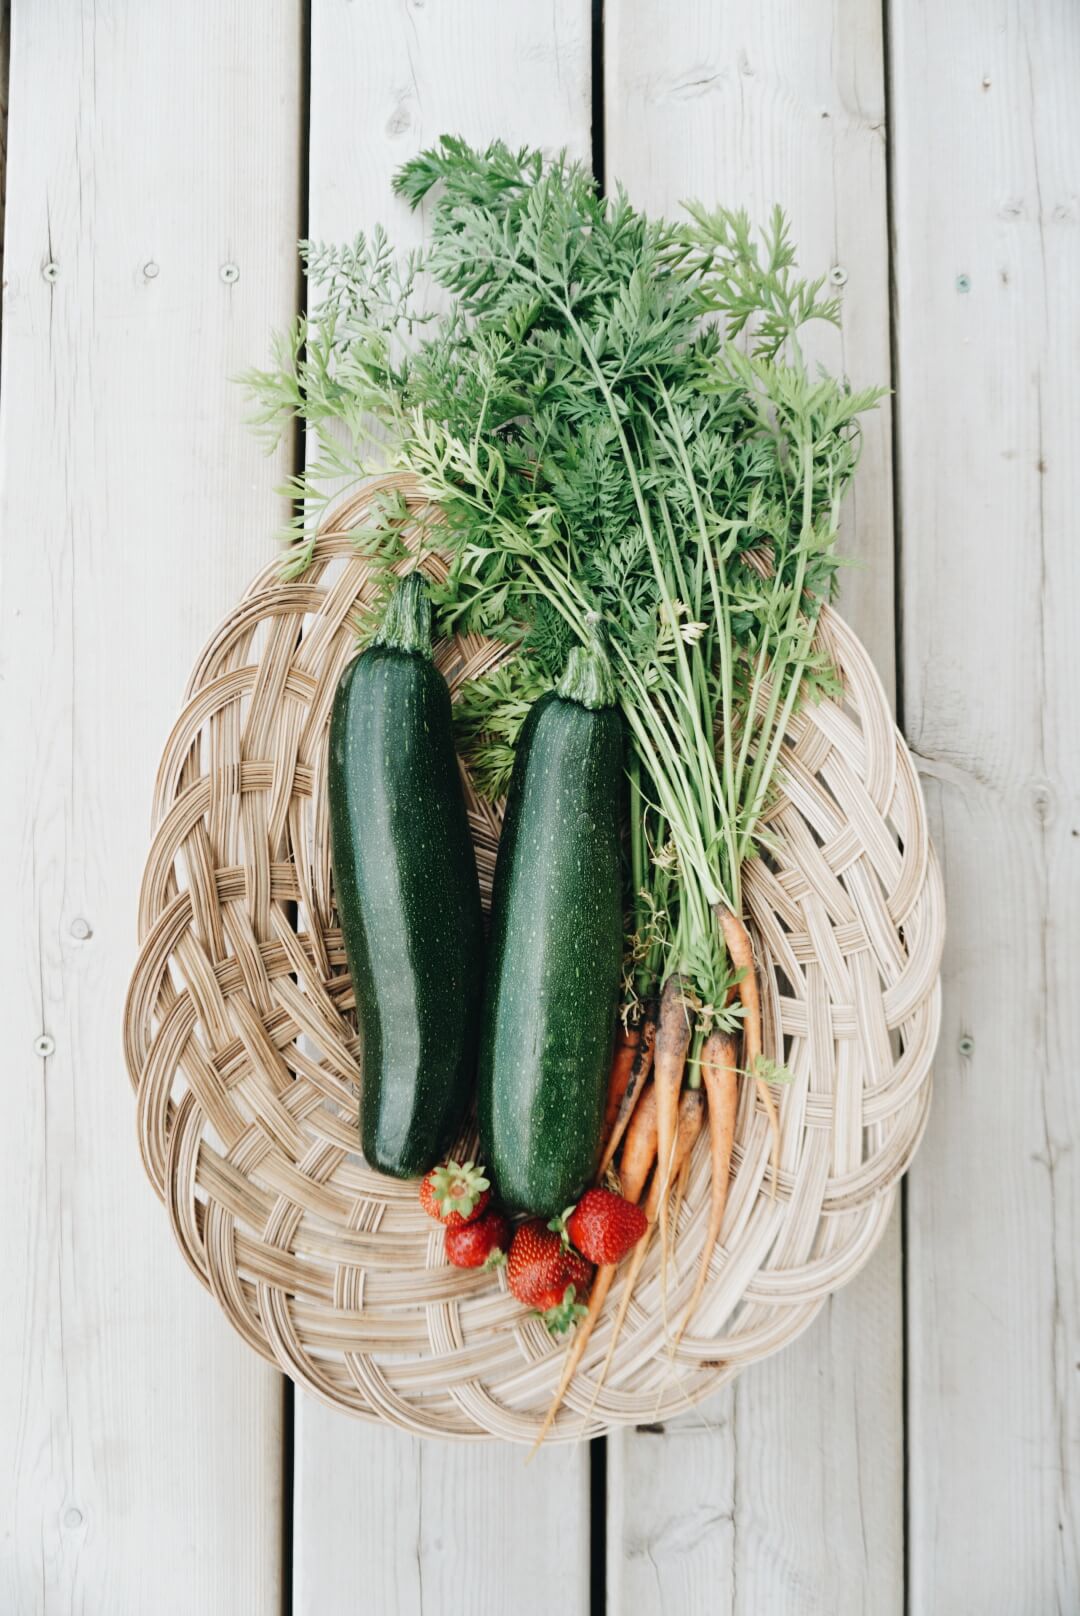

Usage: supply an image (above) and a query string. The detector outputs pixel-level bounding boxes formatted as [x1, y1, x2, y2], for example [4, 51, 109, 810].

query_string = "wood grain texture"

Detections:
[0, 2, 302, 1609]
[294, 6, 593, 1611]
[604, 2, 902, 1608]
[607, 1400, 737, 1612]
[892, 1, 1080, 1608]
[295, 1423, 590, 1615]
[309, 0, 591, 244]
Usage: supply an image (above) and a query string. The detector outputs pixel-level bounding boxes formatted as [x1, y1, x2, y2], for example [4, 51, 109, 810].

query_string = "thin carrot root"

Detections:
[670, 1155, 691, 1247]
[587, 1088, 706, 1426]
[530, 1094, 661, 1455]
[603, 1023, 641, 1140]
[755, 1078, 780, 1199]
[669, 1030, 739, 1355]
[598, 1007, 657, 1178]
[528, 1265, 617, 1457]
[653, 975, 693, 1277]
[718, 905, 780, 1195]
[588, 1228, 654, 1422]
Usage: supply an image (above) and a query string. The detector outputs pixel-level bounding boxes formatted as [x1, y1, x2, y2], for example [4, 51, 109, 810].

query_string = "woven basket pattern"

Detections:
[123, 474, 943, 1442]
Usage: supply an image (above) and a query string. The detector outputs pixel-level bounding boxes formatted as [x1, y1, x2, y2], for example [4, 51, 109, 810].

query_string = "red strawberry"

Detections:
[540, 1247, 594, 1335]
[563, 1247, 594, 1296]
[507, 1220, 592, 1335]
[564, 1188, 647, 1265]
[419, 1159, 491, 1228]
[445, 1209, 511, 1270]
[507, 1220, 565, 1307]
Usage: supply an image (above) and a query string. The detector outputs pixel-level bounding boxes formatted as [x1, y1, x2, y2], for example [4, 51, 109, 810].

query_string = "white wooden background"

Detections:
[0, 1, 1076, 1611]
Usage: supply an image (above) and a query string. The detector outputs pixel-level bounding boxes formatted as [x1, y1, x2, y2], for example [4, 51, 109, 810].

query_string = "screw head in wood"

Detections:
[42, 261, 60, 283]
[220, 262, 240, 285]
[828, 265, 848, 286]
[956, 274, 972, 293]
[34, 1034, 56, 1058]
[143, 261, 160, 280]
[958, 1034, 974, 1056]
[70, 917, 92, 940]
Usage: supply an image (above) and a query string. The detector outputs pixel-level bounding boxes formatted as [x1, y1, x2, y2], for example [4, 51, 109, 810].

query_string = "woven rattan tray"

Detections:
[123, 473, 943, 1442]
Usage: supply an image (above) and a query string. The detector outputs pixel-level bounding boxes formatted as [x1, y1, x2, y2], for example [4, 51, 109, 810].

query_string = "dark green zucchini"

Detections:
[328, 573, 484, 1178]
[477, 638, 624, 1215]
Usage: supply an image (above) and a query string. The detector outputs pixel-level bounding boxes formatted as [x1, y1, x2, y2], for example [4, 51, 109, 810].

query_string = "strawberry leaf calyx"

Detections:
[429, 1159, 490, 1220]
[546, 1205, 577, 1248]
[483, 1246, 507, 1272]
[540, 1284, 588, 1337]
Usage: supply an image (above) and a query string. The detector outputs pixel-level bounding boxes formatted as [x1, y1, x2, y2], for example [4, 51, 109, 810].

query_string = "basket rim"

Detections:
[123, 474, 944, 1442]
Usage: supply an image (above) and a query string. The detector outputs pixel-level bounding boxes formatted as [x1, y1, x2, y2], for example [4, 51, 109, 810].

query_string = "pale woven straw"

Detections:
[123, 473, 943, 1442]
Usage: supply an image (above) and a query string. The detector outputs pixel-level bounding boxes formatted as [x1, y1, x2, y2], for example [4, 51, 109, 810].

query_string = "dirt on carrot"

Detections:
[653, 975, 694, 1271]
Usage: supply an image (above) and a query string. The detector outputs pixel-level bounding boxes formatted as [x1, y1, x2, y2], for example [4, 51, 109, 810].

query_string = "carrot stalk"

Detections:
[670, 1030, 739, 1353]
[598, 1006, 657, 1177]
[717, 906, 780, 1193]
[602, 1023, 641, 1141]
[653, 976, 693, 1270]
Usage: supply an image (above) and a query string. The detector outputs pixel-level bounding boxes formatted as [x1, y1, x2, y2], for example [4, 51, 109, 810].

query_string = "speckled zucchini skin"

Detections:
[477, 679, 624, 1215]
[328, 600, 484, 1179]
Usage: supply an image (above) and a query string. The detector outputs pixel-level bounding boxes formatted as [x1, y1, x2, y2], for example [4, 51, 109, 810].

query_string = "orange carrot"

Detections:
[670, 1030, 739, 1351]
[653, 975, 693, 1267]
[617, 1081, 659, 1203]
[598, 1007, 657, 1177]
[588, 1088, 707, 1417]
[718, 905, 780, 1191]
[644, 1086, 705, 1256]
[529, 1086, 661, 1455]
[603, 1023, 641, 1140]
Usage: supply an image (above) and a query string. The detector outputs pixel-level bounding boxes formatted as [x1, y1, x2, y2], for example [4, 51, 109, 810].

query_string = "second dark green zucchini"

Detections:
[477, 638, 624, 1215]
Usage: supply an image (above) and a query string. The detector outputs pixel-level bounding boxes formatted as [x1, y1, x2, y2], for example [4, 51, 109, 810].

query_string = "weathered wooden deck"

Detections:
[1, 2, 1076, 1610]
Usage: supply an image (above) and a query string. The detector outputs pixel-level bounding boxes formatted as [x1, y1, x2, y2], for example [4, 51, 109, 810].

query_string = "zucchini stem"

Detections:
[555, 638, 617, 710]
[374, 572, 433, 658]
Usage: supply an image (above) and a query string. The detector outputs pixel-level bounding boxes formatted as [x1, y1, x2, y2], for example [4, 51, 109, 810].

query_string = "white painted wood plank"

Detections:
[0, 3, 303, 1609]
[294, 7, 594, 1613]
[607, 1401, 737, 1610]
[605, 3, 902, 1610]
[892, 1, 1080, 1608]
[295, 1422, 590, 1615]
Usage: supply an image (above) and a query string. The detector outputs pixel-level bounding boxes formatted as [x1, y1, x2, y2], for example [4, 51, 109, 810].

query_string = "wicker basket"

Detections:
[123, 473, 943, 1442]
